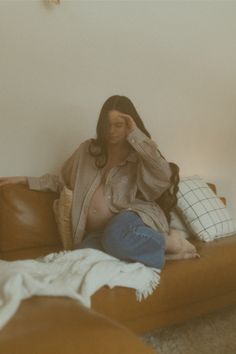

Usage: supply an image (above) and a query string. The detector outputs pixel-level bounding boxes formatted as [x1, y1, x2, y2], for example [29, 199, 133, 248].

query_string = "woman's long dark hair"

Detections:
[89, 95, 179, 224]
[89, 95, 150, 167]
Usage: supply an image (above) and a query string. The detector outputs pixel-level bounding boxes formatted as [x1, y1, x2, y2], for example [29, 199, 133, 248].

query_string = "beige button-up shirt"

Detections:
[28, 127, 172, 247]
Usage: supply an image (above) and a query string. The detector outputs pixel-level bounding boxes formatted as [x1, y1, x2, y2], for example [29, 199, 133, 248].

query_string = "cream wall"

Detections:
[0, 0, 236, 218]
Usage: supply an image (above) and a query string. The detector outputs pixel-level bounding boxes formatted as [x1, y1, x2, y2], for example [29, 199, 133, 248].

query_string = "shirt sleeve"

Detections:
[126, 127, 172, 201]
[28, 173, 63, 193]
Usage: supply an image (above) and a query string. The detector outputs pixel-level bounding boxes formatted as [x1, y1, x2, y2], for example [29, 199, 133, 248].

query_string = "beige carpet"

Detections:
[141, 306, 236, 354]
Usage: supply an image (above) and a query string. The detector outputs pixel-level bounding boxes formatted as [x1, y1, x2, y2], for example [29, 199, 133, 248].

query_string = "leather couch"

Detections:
[1, 184, 236, 353]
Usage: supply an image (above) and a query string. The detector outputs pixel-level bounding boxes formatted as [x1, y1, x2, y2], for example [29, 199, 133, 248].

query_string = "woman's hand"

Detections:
[0, 176, 28, 187]
[119, 113, 137, 134]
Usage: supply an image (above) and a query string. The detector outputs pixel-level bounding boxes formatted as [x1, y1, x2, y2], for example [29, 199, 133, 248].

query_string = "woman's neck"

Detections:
[107, 141, 130, 164]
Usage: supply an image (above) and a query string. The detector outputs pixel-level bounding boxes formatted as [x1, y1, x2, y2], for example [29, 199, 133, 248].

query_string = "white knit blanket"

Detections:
[0, 248, 160, 330]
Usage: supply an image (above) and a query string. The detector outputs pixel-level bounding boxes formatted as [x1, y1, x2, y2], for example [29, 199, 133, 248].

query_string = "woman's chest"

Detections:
[103, 164, 137, 204]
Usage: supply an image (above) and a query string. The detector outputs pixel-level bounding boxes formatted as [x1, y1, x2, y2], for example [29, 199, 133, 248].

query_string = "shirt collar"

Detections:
[118, 148, 138, 166]
[87, 140, 138, 164]
[126, 149, 138, 163]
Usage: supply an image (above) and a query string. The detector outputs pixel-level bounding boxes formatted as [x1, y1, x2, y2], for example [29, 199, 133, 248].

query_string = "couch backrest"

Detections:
[0, 182, 226, 258]
[0, 184, 62, 254]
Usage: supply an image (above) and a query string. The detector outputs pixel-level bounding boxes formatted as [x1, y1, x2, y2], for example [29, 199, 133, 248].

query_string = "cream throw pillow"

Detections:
[170, 209, 191, 239]
[53, 186, 73, 250]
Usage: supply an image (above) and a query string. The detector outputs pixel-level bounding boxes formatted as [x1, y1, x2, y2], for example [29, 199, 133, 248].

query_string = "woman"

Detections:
[0, 95, 198, 268]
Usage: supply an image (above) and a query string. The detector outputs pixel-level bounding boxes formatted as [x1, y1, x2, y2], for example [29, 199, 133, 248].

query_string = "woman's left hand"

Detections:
[120, 113, 137, 134]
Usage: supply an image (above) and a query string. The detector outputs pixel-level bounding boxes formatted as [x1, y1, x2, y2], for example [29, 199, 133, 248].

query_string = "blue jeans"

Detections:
[79, 211, 166, 269]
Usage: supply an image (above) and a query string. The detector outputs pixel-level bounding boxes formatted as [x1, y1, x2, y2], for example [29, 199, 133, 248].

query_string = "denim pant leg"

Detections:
[101, 211, 166, 269]
[79, 231, 103, 251]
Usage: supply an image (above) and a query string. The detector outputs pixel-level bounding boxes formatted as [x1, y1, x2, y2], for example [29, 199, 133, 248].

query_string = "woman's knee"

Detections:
[105, 211, 140, 234]
[101, 211, 138, 256]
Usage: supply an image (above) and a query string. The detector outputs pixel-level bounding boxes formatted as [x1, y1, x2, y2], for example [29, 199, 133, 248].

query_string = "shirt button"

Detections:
[107, 195, 111, 199]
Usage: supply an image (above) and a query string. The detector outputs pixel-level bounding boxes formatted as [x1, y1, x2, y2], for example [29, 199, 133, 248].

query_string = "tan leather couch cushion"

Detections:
[92, 235, 236, 332]
[0, 184, 61, 252]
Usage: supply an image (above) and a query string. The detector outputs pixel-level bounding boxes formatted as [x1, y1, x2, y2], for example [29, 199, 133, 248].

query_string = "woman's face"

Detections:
[106, 110, 129, 146]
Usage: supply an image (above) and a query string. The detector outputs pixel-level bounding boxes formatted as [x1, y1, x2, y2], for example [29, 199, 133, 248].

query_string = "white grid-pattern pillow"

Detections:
[176, 175, 236, 242]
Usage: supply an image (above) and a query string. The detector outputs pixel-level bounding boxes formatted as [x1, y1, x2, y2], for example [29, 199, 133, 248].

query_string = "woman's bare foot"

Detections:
[164, 229, 200, 260]
[165, 251, 200, 260]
